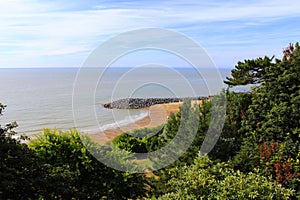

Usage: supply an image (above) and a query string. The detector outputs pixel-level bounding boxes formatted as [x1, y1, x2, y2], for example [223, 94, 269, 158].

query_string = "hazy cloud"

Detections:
[0, 0, 300, 68]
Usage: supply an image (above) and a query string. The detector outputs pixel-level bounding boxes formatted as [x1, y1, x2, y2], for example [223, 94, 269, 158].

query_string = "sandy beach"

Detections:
[91, 101, 201, 144]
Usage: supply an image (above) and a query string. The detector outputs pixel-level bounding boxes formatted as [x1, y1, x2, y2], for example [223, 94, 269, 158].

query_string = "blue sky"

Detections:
[0, 0, 300, 68]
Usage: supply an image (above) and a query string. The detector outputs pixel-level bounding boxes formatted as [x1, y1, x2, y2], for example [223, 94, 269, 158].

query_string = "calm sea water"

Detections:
[0, 67, 231, 135]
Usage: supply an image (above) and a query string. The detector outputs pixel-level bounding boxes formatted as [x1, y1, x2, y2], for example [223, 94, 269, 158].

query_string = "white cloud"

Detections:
[0, 0, 300, 67]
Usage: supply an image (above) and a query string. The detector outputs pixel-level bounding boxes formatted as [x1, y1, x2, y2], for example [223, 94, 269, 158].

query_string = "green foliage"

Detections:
[2, 43, 300, 199]
[149, 99, 200, 168]
[112, 126, 163, 153]
[224, 56, 274, 86]
[244, 43, 300, 144]
[0, 140, 48, 199]
[113, 133, 148, 153]
[112, 99, 202, 166]
[153, 156, 294, 199]
[0, 103, 47, 199]
[208, 91, 252, 161]
[0, 102, 21, 143]
[113, 91, 251, 165]
[29, 128, 146, 199]
[228, 43, 300, 195]
[147, 42, 300, 198]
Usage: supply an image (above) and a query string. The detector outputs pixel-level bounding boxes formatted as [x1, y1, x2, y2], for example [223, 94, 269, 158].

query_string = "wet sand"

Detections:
[91, 101, 201, 144]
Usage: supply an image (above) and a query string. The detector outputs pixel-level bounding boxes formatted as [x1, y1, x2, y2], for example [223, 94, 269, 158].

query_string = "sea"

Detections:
[0, 67, 231, 136]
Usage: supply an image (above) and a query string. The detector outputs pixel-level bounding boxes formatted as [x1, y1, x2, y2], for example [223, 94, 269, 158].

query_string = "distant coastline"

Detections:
[93, 101, 181, 144]
[93, 98, 204, 144]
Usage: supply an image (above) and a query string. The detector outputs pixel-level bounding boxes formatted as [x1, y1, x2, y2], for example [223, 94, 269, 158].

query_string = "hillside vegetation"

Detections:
[1, 43, 299, 199]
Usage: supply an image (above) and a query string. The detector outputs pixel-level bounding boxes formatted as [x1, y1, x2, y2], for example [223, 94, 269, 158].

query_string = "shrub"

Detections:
[153, 155, 294, 199]
[29, 128, 146, 199]
[0, 103, 47, 199]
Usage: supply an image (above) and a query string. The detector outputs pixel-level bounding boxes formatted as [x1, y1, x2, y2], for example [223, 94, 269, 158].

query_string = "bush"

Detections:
[29, 128, 146, 199]
[112, 126, 164, 153]
[0, 103, 47, 199]
[153, 155, 294, 199]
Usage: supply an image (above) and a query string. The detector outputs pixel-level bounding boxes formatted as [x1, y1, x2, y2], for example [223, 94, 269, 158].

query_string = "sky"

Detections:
[0, 0, 300, 68]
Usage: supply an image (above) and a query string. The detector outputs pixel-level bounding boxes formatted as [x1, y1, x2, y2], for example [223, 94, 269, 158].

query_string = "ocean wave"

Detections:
[97, 110, 149, 132]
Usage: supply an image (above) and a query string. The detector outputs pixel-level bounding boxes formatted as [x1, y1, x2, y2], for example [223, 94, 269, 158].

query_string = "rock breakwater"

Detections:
[103, 97, 207, 109]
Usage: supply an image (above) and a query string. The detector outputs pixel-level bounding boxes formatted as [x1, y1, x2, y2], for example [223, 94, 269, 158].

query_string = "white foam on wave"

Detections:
[97, 110, 150, 132]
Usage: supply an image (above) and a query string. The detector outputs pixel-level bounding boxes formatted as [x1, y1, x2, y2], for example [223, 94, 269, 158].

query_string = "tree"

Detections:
[229, 43, 300, 193]
[208, 90, 253, 161]
[29, 129, 146, 199]
[1, 102, 146, 199]
[242, 43, 300, 150]
[224, 56, 275, 87]
[0, 102, 47, 199]
[153, 155, 294, 199]
[0, 103, 19, 143]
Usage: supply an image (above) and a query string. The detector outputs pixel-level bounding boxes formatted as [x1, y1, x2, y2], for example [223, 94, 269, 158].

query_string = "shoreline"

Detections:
[91, 100, 202, 144]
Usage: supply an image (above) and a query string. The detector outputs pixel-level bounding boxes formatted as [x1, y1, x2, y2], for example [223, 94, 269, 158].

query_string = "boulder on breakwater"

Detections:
[103, 97, 207, 109]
